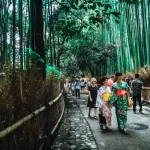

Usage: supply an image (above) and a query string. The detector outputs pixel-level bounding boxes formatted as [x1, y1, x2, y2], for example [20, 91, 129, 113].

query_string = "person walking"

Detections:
[67, 81, 72, 94]
[131, 74, 143, 114]
[125, 76, 130, 87]
[80, 79, 85, 93]
[87, 78, 98, 119]
[98, 77, 112, 130]
[64, 79, 69, 93]
[129, 77, 133, 87]
[109, 72, 130, 134]
[71, 80, 76, 96]
[75, 78, 81, 98]
[107, 76, 115, 89]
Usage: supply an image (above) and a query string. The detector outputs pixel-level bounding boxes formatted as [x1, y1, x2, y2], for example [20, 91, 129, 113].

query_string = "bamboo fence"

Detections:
[0, 89, 64, 140]
[142, 87, 150, 101]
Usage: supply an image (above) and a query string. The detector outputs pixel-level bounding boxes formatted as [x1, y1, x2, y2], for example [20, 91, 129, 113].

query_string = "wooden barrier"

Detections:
[0, 89, 64, 140]
[142, 87, 150, 101]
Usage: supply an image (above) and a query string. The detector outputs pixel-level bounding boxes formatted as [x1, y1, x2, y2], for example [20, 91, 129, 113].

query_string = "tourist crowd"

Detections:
[65, 73, 143, 134]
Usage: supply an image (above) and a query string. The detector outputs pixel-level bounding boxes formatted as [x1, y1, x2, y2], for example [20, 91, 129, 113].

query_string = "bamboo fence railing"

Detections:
[0, 89, 64, 140]
[142, 87, 150, 102]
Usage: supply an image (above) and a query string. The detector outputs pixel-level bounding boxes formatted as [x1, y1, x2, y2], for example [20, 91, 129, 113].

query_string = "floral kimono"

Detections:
[98, 86, 112, 127]
[109, 81, 130, 129]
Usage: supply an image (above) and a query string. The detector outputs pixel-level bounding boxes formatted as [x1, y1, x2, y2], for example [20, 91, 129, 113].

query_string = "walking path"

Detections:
[80, 94, 150, 150]
[51, 94, 98, 150]
[51, 94, 150, 150]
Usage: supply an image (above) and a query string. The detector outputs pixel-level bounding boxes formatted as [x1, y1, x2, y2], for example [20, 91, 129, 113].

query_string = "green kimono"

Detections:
[109, 81, 130, 129]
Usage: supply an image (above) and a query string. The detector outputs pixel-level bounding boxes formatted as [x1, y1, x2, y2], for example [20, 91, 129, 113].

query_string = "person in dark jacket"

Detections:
[131, 74, 143, 114]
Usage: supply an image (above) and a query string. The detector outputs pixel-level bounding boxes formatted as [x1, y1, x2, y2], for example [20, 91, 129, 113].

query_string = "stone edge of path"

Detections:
[145, 107, 150, 112]
[51, 95, 99, 150]
[74, 97, 99, 150]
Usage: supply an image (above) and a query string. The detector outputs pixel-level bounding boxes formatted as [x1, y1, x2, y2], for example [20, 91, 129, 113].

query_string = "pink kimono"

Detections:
[98, 86, 112, 127]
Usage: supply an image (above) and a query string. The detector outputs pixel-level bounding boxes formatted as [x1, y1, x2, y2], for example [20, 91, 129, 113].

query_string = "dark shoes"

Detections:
[94, 116, 98, 120]
[88, 115, 98, 120]
[100, 125, 111, 131]
[133, 111, 142, 114]
[106, 127, 112, 131]
[119, 129, 128, 134]
[100, 124, 103, 130]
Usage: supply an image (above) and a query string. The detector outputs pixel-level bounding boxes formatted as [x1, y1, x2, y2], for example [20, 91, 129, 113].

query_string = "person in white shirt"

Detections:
[80, 79, 85, 93]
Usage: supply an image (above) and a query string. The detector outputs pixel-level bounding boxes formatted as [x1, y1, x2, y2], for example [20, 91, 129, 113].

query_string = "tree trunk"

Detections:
[34, 0, 45, 79]
[19, 0, 23, 70]
[12, 0, 16, 70]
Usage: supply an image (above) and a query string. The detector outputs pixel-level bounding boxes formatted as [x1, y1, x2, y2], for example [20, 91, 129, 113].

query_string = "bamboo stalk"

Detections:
[142, 87, 150, 90]
[51, 101, 65, 135]
[0, 106, 46, 140]
[0, 89, 64, 140]
[48, 89, 63, 106]
[20, 75, 23, 101]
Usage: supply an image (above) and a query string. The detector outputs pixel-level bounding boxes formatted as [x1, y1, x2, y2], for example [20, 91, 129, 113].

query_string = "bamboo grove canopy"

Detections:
[0, 0, 149, 77]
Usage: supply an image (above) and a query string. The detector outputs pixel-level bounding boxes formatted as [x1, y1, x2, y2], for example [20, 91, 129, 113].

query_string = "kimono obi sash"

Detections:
[103, 93, 110, 101]
[116, 89, 126, 96]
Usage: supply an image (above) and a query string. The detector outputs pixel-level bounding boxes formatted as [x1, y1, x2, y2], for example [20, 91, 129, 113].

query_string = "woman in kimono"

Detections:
[98, 77, 112, 130]
[109, 72, 130, 134]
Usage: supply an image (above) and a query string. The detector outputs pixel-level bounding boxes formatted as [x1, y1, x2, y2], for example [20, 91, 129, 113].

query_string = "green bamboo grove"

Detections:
[103, 0, 150, 74]
[0, 0, 149, 76]
[0, 0, 60, 72]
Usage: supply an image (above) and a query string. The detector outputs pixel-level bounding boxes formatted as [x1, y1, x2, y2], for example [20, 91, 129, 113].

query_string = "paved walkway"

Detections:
[51, 94, 150, 150]
[51, 94, 98, 150]
[79, 94, 150, 150]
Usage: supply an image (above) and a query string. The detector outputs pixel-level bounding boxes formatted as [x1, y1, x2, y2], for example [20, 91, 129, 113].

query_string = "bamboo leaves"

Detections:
[119, 0, 141, 4]
[1, 0, 150, 76]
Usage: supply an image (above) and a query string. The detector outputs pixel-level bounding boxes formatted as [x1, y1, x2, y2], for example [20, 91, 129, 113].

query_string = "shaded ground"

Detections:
[79, 94, 150, 150]
[51, 94, 98, 150]
[51, 93, 150, 150]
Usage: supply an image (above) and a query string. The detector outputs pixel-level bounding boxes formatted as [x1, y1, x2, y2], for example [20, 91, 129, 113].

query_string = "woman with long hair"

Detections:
[109, 72, 130, 134]
[98, 77, 112, 130]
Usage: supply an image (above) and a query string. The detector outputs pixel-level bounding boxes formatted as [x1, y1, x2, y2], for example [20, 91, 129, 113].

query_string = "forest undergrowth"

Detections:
[0, 67, 64, 149]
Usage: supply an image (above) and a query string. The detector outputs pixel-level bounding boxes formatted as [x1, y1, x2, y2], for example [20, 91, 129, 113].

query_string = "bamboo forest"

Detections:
[0, 0, 150, 149]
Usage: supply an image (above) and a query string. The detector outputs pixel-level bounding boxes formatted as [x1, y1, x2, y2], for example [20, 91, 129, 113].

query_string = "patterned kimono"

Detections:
[98, 86, 112, 127]
[109, 81, 130, 129]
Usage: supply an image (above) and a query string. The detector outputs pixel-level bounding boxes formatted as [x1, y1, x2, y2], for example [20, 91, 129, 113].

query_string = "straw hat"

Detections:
[91, 78, 97, 83]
